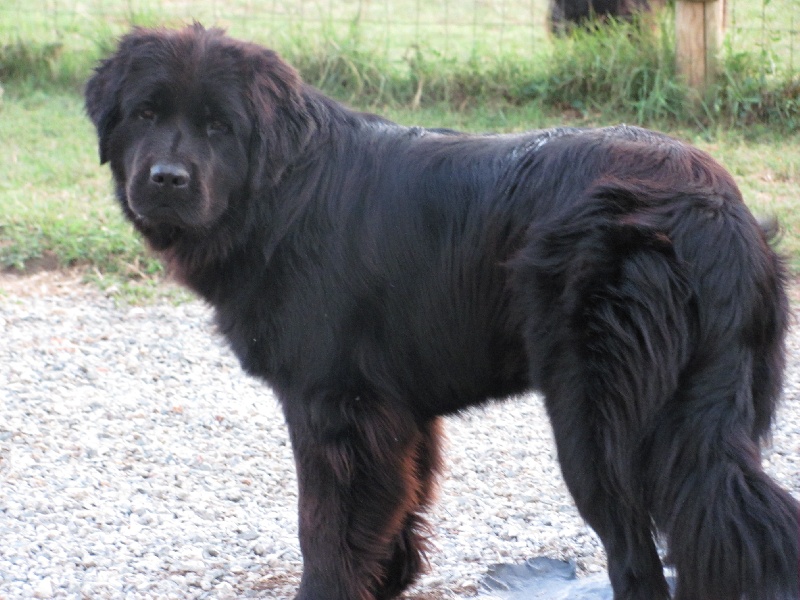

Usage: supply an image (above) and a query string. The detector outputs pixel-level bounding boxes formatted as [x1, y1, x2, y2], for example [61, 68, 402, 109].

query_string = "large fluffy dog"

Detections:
[85, 25, 798, 600]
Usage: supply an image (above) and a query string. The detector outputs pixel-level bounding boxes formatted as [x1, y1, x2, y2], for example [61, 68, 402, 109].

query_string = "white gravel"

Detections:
[1, 271, 798, 600]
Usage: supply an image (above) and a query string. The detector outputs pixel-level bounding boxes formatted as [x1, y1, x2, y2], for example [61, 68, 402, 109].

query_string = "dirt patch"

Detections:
[0, 268, 94, 298]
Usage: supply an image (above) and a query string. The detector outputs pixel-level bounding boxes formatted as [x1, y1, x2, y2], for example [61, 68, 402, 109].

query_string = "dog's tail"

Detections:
[642, 198, 799, 600]
[512, 169, 798, 599]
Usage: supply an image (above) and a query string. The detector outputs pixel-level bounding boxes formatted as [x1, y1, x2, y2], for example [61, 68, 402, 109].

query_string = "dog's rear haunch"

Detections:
[85, 24, 799, 600]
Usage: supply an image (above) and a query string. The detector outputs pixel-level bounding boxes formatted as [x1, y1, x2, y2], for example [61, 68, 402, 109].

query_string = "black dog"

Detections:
[550, 0, 654, 32]
[85, 25, 798, 600]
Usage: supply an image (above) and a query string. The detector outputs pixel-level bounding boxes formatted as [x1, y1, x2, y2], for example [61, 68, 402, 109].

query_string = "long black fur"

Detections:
[85, 25, 798, 600]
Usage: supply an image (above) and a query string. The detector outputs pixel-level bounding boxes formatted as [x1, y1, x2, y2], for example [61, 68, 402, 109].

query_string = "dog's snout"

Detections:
[150, 163, 190, 188]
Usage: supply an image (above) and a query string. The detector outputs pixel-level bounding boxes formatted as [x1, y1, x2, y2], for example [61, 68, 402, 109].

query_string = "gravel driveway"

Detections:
[2, 271, 798, 600]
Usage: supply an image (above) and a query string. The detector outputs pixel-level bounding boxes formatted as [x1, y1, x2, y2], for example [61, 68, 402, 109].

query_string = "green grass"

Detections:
[521, 17, 689, 124]
[0, 89, 162, 279]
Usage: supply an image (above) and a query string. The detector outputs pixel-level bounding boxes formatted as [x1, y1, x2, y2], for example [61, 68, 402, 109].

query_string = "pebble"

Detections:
[1, 272, 798, 599]
[32, 579, 53, 598]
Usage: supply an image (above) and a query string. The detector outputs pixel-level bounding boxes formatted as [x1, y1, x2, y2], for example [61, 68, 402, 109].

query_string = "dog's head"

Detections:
[85, 24, 311, 247]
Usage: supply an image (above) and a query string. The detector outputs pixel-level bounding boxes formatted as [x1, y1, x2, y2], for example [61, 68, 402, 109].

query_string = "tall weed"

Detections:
[522, 15, 690, 123]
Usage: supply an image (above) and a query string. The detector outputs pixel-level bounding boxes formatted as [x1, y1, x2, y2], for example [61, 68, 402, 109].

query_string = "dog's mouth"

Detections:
[126, 177, 212, 230]
[131, 203, 188, 227]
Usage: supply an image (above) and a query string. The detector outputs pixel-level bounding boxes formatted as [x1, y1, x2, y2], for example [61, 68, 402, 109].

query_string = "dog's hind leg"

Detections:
[534, 239, 797, 599]
[532, 259, 684, 600]
[513, 210, 697, 600]
[283, 391, 437, 600]
[542, 379, 671, 600]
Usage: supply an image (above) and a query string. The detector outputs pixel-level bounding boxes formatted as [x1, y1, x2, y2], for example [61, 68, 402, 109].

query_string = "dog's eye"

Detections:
[207, 119, 230, 135]
[138, 107, 156, 121]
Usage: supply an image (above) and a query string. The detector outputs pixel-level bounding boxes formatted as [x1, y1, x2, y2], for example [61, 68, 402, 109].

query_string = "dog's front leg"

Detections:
[283, 390, 435, 600]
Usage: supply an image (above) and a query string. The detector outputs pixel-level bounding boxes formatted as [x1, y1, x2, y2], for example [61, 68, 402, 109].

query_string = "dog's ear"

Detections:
[245, 46, 315, 184]
[85, 29, 159, 164]
[84, 31, 157, 166]
[85, 53, 124, 165]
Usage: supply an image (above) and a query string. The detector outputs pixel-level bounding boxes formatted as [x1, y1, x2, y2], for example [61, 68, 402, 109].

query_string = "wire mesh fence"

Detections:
[727, 0, 799, 78]
[1, 0, 798, 80]
[0, 1, 549, 62]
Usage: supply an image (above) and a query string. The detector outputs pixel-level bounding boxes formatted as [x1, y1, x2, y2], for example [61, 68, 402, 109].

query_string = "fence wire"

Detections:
[1, 0, 798, 79]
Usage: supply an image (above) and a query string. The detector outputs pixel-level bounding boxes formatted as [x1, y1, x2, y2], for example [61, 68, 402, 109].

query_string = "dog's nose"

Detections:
[150, 163, 190, 188]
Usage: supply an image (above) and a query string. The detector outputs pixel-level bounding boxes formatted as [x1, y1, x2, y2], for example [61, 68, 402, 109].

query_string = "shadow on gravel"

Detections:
[477, 557, 675, 599]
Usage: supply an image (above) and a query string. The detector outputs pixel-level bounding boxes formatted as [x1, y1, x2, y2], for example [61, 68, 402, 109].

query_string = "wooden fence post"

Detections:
[675, 0, 725, 94]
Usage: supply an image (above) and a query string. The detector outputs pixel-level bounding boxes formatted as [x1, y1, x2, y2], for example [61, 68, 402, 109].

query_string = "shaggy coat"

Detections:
[85, 25, 799, 600]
